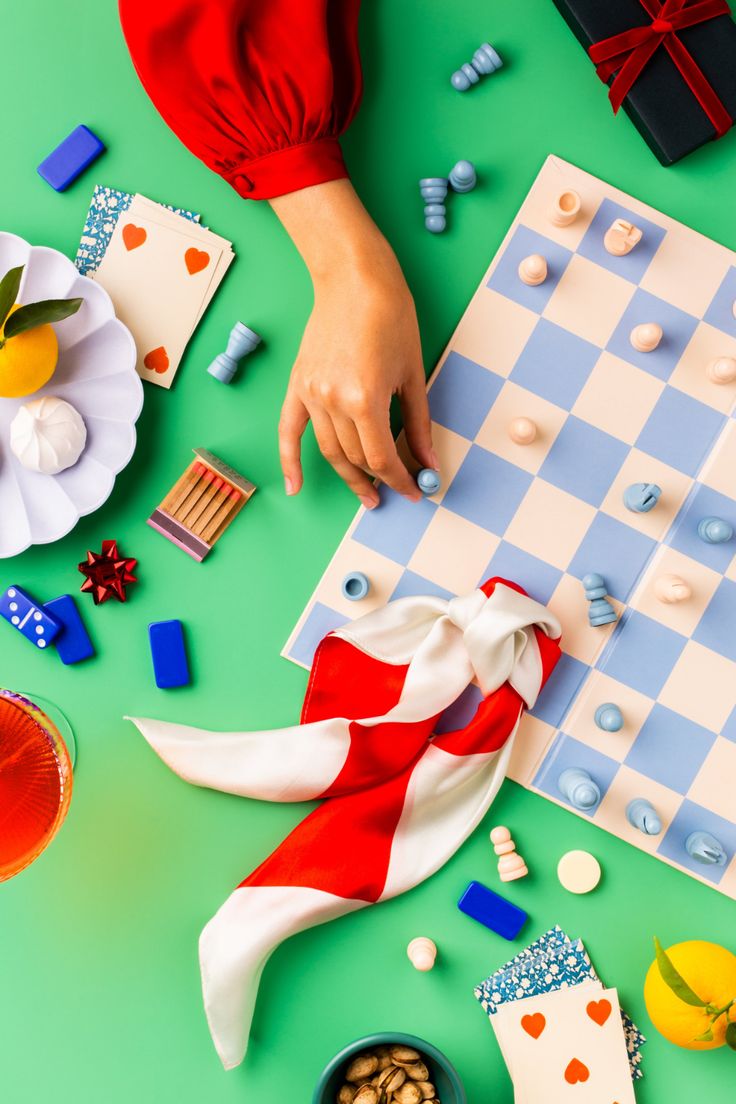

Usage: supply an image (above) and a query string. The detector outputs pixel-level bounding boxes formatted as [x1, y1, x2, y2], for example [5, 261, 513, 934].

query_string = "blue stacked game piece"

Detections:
[416, 468, 441, 496]
[208, 322, 262, 384]
[697, 516, 733, 544]
[558, 767, 600, 810]
[594, 702, 623, 732]
[685, 830, 727, 866]
[448, 160, 477, 193]
[37, 125, 105, 191]
[581, 573, 617, 627]
[342, 571, 370, 601]
[626, 798, 662, 836]
[419, 177, 448, 234]
[451, 42, 503, 91]
[623, 482, 661, 513]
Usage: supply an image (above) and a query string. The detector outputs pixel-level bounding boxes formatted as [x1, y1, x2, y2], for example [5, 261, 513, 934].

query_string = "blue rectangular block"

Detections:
[149, 620, 190, 689]
[37, 125, 105, 191]
[457, 880, 527, 941]
[0, 585, 61, 650]
[44, 594, 94, 665]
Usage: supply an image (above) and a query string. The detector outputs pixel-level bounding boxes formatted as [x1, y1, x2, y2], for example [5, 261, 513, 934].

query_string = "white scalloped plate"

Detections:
[0, 232, 143, 559]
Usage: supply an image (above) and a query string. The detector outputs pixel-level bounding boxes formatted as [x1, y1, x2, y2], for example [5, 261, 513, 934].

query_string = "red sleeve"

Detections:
[118, 0, 363, 200]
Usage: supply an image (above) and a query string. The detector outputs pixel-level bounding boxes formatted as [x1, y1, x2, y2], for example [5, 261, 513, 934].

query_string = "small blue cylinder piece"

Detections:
[623, 482, 661, 513]
[417, 468, 441, 495]
[342, 571, 370, 602]
[558, 767, 601, 811]
[449, 160, 477, 193]
[594, 703, 624, 732]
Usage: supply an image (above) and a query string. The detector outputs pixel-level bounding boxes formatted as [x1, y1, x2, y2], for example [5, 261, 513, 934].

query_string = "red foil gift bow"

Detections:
[588, 0, 733, 138]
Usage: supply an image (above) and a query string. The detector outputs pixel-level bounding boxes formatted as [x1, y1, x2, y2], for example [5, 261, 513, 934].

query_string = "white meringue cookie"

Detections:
[10, 396, 87, 475]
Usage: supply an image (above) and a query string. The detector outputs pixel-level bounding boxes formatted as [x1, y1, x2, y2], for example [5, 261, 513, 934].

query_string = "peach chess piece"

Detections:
[490, 825, 528, 881]
[707, 356, 736, 384]
[654, 573, 692, 604]
[407, 936, 437, 971]
[604, 218, 642, 256]
[508, 416, 538, 445]
[518, 254, 548, 286]
[630, 322, 662, 352]
[549, 189, 581, 227]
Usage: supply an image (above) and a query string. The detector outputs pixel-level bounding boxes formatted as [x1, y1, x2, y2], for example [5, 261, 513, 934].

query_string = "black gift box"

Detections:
[550, 0, 736, 164]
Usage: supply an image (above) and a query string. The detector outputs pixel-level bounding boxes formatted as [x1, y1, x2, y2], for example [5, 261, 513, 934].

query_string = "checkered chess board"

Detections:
[284, 155, 736, 899]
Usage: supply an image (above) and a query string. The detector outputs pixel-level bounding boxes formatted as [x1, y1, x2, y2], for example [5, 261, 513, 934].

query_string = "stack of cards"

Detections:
[474, 927, 646, 1085]
[76, 186, 234, 388]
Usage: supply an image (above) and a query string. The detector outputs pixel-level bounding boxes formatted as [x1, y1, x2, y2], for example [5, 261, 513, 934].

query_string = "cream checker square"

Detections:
[475, 380, 567, 474]
[658, 640, 736, 732]
[669, 322, 736, 415]
[563, 670, 655, 760]
[408, 509, 499, 595]
[699, 419, 736, 497]
[572, 352, 664, 444]
[452, 287, 537, 378]
[596, 764, 684, 855]
[687, 737, 736, 823]
[630, 546, 721, 636]
[639, 226, 733, 317]
[600, 448, 692, 542]
[504, 480, 597, 570]
[547, 573, 619, 665]
[543, 254, 635, 347]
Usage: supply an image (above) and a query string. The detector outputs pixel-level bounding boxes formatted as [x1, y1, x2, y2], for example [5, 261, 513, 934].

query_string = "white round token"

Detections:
[557, 849, 601, 894]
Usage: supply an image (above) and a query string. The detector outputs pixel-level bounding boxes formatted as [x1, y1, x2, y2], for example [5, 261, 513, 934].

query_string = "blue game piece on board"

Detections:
[44, 594, 94, 665]
[149, 620, 191, 689]
[451, 42, 503, 91]
[207, 322, 262, 384]
[417, 468, 441, 496]
[37, 125, 105, 192]
[697, 516, 733, 544]
[623, 482, 661, 513]
[626, 798, 662, 836]
[685, 830, 727, 866]
[594, 703, 623, 732]
[449, 160, 477, 193]
[342, 571, 370, 601]
[0, 585, 61, 650]
[581, 573, 617, 627]
[558, 767, 600, 810]
[457, 880, 527, 940]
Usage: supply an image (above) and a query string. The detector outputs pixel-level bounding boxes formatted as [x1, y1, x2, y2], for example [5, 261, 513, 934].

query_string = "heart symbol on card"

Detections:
[143, 346, 170, 374]
[587, 999, 612, 1026]
[521, 1013, 546, 1039]
[564, 1058, 589, 1085]
[122, 223, 147, 251]
[184, 247, 210, 275]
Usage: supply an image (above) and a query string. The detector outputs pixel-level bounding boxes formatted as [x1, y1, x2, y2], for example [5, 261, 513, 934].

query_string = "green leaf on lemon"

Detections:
[3, 297, 83, 339]
[693, 1028, 714, 1042]
[654, 937, 709, 1008]
[0, 265, 24, 330]
[726, 1022, 736, 1051]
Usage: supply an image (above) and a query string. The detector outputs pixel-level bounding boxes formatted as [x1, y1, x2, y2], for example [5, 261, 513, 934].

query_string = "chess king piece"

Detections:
[207, 322, 262, 384]
[490, 825, 528, 881]
[419, 177, 448, 234]
[582, 573, 617, 626]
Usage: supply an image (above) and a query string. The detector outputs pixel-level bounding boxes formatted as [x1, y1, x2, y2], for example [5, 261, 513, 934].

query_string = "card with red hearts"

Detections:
[492, 984, 636, 1103]
[92, 194, 234, 389]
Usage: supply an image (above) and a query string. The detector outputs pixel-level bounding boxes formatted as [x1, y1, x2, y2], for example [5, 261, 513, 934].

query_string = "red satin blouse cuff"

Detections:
[224, 138, 349, 201]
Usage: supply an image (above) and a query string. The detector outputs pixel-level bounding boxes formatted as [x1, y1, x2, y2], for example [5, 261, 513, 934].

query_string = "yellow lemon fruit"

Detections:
[644, 940, 736, 1049]
[0, 304, 59, 399]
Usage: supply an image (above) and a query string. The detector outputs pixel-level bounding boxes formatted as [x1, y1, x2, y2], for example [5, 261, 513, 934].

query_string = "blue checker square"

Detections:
[607, 288, 699, 381]
[435, 684, 483, 735]
[539, 417, 628, 507]
[288, 602, 347, 668]
[578, 198, 666, 284]
[487, 225, 573, 313]
[353, 486, 436, 565]
[624, 704, 715, 794]
[428, 353, 503, 440]
[441, 445, 532, 535]
[601, 610, 686, 697]
[693, 578, 736, 662]
[568, 514, 656, 602]
[482, 541, 562, 606]
[659, 799, 736, 885]
[636, 388, 724, 477]
[703, 266, 736, 338]
[721, 705, 736, 743]
[510, 319, 601, 410]
[530, 652, 589, 728]
[669, 483, 736, 573]
[391, 570, 455, 603]
[534, 733, 620, 816]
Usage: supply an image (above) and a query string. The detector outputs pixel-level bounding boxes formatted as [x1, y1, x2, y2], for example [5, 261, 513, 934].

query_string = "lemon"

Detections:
[644, 940, 736, 1049]
[0, 304, 58, 399]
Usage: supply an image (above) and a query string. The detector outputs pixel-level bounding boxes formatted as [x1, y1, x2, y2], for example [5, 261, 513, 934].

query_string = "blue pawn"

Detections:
[558, 767, 600, 810]
[417, 468, 441, 496]
[698, 516, 733, 544]
[626, 798, 662, 835]
[449, 160, 477, 193]
[342, 572, 370, 601]
[685, 830, 727, 866]
[451, 42, 503, 91]
[594, 703, 623, 732]
[208, 322, 262, 384]
[623, 482, 661, 513]
[419, 177, 448, 234]
[582, 573, 617, 627]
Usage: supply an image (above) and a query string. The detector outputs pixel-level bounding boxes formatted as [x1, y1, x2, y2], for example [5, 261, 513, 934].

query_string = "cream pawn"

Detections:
[630, 323, 662, 352]
[490, 825, 528, 882]
[518, 254, 547, 286]
[407, 936, 437, 971]
[508, 416, 538, 445]
[707, 356, 736, 384]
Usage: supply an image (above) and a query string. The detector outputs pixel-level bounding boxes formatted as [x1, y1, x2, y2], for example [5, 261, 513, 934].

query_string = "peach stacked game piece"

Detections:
[490, 826, 528, 882]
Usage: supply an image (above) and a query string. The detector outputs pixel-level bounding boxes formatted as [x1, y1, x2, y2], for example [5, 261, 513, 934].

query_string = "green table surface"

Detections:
[2, 2, 735, 1101]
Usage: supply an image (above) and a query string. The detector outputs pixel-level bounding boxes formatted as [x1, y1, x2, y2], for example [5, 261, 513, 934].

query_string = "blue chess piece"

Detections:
[697, 516, 733, 544]
[208, 322, 262, 384]
[582, 573, 617, 627]
[342, 572, 370, 601]
[594, 703, 623, 732]
[626, 798, 662, 836]
[449, 160, 477, 193]
[451, 42, 503, 91]
[417, 468, 441, 496]
[419, 178, 448, 234]
[558, 767, 600, 810]
[685, 830, 727, 866]
[623, 482, 661, 513]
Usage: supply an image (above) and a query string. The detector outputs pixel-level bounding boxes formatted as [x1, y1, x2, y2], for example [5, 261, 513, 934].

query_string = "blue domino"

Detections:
[37, 125, 105, 191]
[0, 585, 61, 650]
[45, 594, 95, 665]
[149, 620, 191, 689]
[458, 880, 527, 940]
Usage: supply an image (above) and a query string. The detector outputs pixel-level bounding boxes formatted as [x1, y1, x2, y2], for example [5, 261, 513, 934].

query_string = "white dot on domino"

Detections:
[557, 850, 601, 894]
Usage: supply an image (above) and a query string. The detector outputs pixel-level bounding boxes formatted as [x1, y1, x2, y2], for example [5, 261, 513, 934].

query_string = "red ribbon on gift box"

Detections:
[588, 0, 733, 137]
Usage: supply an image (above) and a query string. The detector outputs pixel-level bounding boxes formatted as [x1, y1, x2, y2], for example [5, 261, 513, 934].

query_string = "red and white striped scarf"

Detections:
[128, 578, 561, 1069]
